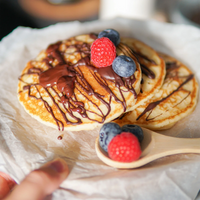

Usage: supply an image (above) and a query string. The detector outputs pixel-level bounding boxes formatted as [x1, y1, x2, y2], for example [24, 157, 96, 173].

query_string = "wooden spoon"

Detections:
[95, 128, 200, 169]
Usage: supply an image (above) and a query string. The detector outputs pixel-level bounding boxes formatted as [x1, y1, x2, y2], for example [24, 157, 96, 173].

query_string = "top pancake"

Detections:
[18, 34, 142, 131]
[117, 38, 166, 111]
[115, 53, 199, 130]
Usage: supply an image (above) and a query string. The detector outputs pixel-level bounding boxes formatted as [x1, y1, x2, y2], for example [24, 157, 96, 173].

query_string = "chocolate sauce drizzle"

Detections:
[140, 64, 155, 79]
[166, 62, 178, 71]
[19, 35, 138, 131]
[136, 62, 194, 121]
[118, 43, 156, 79]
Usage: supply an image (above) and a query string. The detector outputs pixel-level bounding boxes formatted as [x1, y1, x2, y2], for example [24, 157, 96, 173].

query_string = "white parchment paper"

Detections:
[1, 18, 200, 200]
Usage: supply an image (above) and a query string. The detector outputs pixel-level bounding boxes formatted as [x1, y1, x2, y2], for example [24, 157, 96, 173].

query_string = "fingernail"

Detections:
[48, 158, 68, 173]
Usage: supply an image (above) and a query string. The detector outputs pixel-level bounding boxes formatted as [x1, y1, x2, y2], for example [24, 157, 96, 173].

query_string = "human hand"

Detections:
[0, 172, 16, 199]
[2, 158, 69, 200]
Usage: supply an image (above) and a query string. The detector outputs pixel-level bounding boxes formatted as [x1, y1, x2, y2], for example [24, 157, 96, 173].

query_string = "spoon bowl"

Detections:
[95, 128, 200, 169]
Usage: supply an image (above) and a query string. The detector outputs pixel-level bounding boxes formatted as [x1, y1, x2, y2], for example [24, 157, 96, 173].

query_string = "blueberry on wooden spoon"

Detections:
[99, 122, 121, 152]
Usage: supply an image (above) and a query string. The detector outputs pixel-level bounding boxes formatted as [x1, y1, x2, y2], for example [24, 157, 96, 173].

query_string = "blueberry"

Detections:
[112, 55, 136, 77]
[98, 29, 120, 46]
[121, 124, 144, 143]
[99, 122, 121, 152]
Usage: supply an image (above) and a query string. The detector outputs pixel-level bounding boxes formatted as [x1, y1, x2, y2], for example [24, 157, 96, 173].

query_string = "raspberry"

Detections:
[91, 37, 116, 68]
[108, 132, 141, 162]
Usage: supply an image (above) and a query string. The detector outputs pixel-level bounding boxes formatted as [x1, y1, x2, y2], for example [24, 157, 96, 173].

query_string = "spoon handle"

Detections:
[150, 133, 200, 157]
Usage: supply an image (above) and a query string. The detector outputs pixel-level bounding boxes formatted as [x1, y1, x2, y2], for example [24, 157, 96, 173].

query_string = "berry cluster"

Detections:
[90, 29, 136, 78]
[99, 122, 143, 162]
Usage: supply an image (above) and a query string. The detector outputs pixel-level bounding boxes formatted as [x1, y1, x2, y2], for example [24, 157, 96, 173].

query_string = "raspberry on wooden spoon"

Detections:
[108, 132, 142, 162]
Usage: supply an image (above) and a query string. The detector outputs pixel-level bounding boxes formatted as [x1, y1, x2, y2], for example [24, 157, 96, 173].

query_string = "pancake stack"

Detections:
[18, 34, 142, 131]
[18, 32, 198, 132]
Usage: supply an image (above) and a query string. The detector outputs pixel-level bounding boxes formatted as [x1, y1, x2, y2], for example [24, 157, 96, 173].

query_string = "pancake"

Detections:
[115, 53, 199, 130]
[117, 38, 166, 111]
[18, 34, 142, 131]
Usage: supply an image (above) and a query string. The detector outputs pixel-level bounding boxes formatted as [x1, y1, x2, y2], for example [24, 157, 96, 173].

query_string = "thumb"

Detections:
[4, 158, 69, 200]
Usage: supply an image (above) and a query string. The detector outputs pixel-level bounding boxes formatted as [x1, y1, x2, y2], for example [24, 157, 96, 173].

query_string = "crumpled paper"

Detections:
[1, 18, 200, 200]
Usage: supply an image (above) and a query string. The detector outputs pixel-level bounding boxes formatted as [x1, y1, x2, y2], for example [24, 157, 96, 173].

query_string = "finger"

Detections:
[0, 172, 16, 199]
[4, 158, 69, 200]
